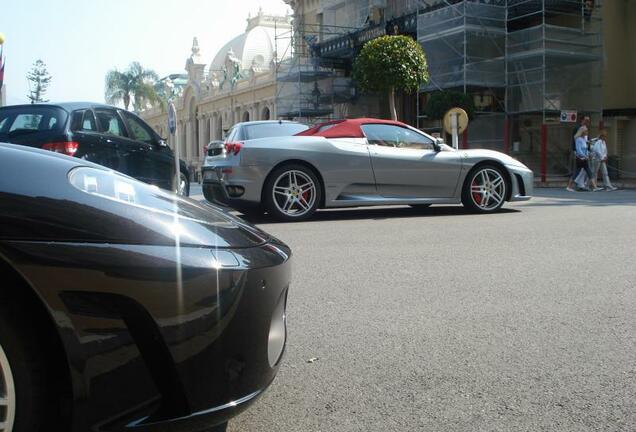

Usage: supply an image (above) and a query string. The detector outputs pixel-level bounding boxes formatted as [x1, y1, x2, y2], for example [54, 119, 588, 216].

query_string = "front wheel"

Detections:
[0, 299, 51, 432]
[264, 164, 321, 222]
[461, 164, 508, 213]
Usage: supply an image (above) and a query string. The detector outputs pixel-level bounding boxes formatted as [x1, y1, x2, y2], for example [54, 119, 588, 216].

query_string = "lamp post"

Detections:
[165, 79, 181, 195]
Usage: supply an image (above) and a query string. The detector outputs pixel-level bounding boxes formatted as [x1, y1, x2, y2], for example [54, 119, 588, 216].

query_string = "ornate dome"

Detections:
[209, 10, 291, 75]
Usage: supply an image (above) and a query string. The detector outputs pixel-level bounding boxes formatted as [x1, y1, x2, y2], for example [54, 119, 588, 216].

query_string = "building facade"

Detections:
[141, 10, 292, 174]
[281, 0, 636, 179]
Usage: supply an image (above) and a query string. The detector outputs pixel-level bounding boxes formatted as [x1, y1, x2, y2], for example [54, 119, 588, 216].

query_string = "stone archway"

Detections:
[243, 111, 250, 122]
[261, 106, 271, 120]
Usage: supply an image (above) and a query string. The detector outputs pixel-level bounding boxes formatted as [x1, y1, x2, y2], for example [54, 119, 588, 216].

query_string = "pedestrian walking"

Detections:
[567, 126, 601, 191]
[591, 129, 617, 190]
[567, 116, 591, 191]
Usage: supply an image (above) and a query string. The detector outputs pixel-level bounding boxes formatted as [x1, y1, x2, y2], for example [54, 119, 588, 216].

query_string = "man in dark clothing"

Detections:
[567, 116, 591, 190]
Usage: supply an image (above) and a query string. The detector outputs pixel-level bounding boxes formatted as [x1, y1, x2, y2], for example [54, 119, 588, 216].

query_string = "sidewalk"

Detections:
[534, 177, 636, 189]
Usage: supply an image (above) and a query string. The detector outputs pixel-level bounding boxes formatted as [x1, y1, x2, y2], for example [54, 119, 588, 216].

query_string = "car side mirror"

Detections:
[434, 138, 444, 152]
[158, 138, 168, 147]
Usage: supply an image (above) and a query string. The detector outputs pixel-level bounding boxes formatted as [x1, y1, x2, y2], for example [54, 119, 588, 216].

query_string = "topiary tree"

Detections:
[425, 90, 475, 121]
[353, 35, 429, 120]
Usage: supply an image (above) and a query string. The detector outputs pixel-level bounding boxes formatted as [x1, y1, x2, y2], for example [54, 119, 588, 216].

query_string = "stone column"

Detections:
[209, 116, 215, 142]
[198, 116, 207, 158]
[185, 119, 192, 162]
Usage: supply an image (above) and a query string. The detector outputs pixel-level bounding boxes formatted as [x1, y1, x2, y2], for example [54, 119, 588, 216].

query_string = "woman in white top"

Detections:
[591, 130, 617, 190]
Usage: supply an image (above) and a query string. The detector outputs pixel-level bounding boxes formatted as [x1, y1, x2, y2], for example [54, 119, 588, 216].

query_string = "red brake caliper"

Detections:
[472, 179, 482, 204]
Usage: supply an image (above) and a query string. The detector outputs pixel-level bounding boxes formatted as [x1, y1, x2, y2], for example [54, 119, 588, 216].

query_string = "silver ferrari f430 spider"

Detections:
[201, 118, 533, 221]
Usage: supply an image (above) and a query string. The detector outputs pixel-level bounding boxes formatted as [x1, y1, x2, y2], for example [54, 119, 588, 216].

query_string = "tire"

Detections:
[408, 204, 432, 209]
[0, 298, 51, 432]
[264, 164, 322, 222]
[461, 164, 508, 213]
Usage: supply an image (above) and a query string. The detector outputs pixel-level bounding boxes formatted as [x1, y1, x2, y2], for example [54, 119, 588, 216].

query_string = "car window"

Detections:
[122, 111, 154, 144]
[0, 107, 68, 136]
[243, 123, 309, 140]
[361, 124, 434, 150]
[9, 114, 43, 131]
[318, 123, 338, 132]
[71, 110, 97, 132]
[95, 109, 127, 137]
[225, 127, 237, 142]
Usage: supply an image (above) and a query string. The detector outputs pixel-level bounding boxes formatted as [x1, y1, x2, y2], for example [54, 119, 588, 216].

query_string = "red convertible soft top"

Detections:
[295, 118, 409, 139]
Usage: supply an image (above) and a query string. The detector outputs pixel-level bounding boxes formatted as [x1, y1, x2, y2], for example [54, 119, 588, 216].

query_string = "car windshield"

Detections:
[0, 106, 68, 137]
[243, 123, 308, 140]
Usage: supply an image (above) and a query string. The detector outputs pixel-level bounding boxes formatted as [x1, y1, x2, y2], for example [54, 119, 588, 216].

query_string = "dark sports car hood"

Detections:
[0, 143, 271, 248]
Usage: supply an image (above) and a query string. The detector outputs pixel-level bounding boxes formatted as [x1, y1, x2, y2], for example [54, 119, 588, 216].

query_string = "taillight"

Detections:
[224, 142, 242, 156]
[42, 141, 79, 156]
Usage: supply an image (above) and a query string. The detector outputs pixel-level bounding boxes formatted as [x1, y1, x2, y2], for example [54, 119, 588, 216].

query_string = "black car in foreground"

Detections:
[0, 143, 290, 432]
[0, 102, 190, 196]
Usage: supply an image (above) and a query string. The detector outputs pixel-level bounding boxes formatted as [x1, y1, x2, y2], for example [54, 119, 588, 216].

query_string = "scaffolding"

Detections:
[275, 22, 357, 121]
[277, 0, 604, 175]
[275, 0, 420, 122]
[416, 0, 508, 152]
[505, 0, 603, 176]
[413, 0, 603, 175]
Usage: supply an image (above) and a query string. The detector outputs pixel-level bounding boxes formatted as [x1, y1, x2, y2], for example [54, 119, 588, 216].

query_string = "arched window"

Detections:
[243, 111, 250, 122]
[261, 106, 271, 120]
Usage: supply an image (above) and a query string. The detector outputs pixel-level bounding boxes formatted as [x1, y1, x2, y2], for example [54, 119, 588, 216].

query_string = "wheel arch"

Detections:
[0, 253, 74, 426]
[261, 159, 326, 208]
[464, 159, 513, 201]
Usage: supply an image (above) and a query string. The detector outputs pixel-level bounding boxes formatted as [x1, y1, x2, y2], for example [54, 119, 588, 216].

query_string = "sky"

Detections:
[0, 0, 291, 106]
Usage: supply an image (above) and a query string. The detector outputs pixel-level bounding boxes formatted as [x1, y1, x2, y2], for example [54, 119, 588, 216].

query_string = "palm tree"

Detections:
[104, 62, 160, 111]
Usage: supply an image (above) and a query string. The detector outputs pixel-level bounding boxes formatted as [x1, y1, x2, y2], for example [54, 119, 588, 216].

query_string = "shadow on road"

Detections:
[239, 205, 521, 224]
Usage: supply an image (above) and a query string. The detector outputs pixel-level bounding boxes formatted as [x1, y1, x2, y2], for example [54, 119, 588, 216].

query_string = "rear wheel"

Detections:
[264, 164, 321, 222]
[0, 299, 50, 432]
[461, 164, 507, 213]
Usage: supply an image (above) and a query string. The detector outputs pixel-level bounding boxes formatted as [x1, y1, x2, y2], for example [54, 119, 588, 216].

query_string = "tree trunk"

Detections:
[388, 86, 397, 120]
[124, 93, 130, 111]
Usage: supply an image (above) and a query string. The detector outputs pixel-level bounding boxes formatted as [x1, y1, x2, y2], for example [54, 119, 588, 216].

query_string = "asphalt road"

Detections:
[213, 188, 635, 432]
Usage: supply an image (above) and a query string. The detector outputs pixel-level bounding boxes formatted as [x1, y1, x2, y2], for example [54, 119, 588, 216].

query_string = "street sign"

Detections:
[443, 107, 469, 150]
[168, 101, 177, 135]
[560, 110, 577, 123]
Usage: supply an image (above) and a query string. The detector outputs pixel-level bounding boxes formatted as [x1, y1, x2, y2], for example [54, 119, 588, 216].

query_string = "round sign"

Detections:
[443, 107, 469, 135]
[167, 101, 177, 135]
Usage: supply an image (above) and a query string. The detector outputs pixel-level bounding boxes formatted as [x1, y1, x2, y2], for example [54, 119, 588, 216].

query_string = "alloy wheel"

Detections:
[0, 342, 16, 432]
[469, 168, 506, 211]
[272, 170, 317, 217]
